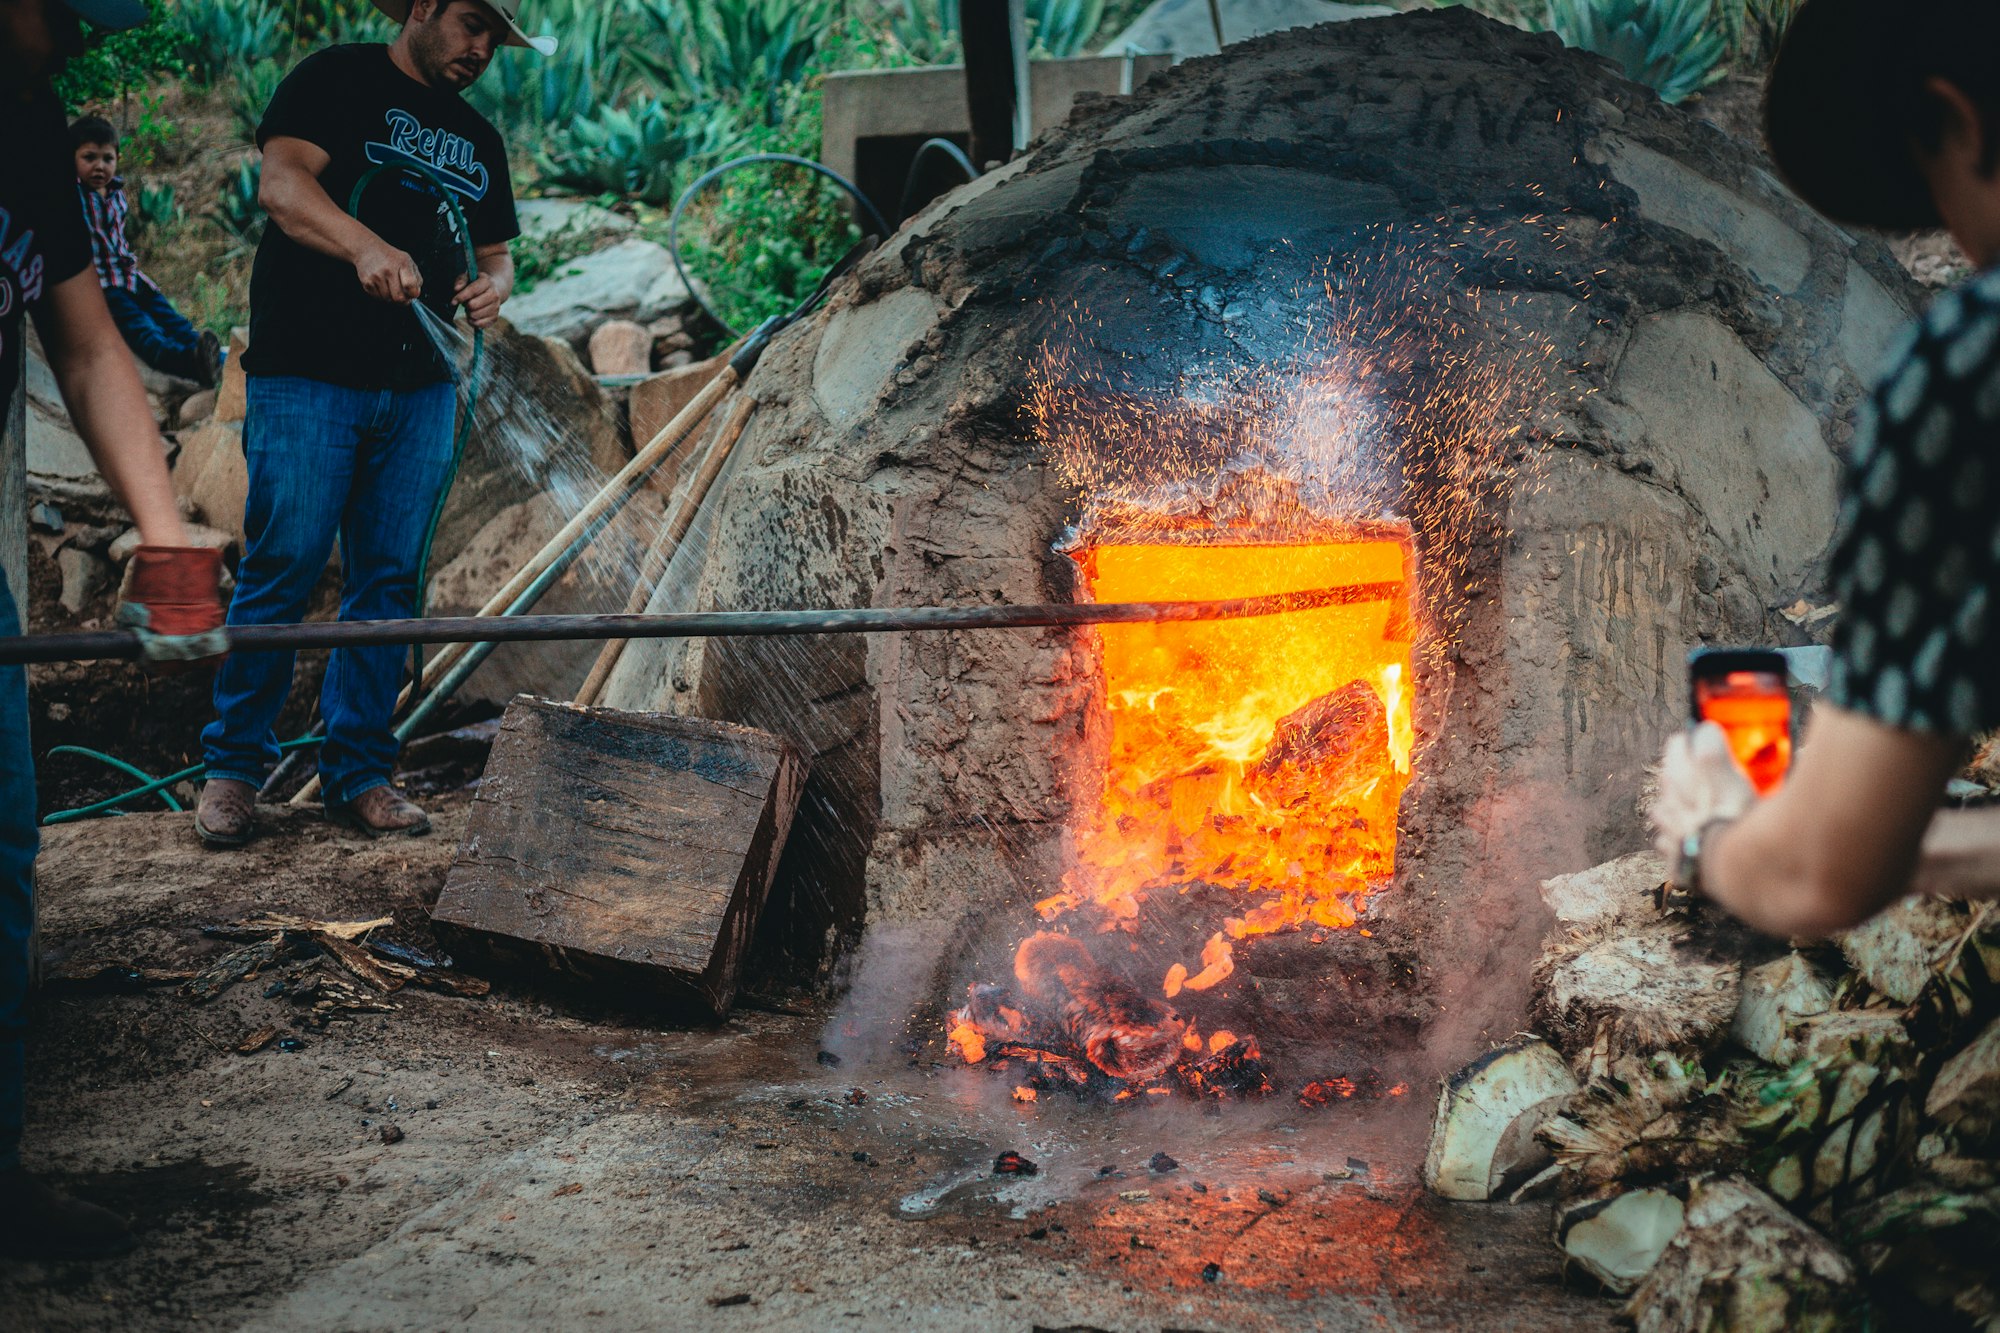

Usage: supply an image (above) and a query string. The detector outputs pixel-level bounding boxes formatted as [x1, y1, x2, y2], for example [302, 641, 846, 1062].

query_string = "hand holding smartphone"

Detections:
[1689, 649, 1792, 796]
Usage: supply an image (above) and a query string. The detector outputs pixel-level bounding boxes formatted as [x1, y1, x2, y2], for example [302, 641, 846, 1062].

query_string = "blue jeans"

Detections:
[0, 569, 36, 1168]
[203, 375, 456, 806]
[102, 282, 202, 373]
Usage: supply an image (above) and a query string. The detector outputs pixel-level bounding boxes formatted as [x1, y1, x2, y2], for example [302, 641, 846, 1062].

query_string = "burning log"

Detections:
[1012, 933, 1187, 1082]
[1553, 1184, 1686, 1295]
[1531, 921, 1741, 1065]
[1627, 1177, 1859, 1333]
[1254, 680, 1386, 779]
[1422, 1037, 1578, 1201]
[1173, 1036, 1273, 1100]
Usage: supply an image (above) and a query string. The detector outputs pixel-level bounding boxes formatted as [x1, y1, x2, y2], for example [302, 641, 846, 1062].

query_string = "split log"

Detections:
[1554, 1184, 1686, 1295]
[1628, 1176, 1860, 1333]
[1839, 897, 1975, 1006]
[1539, 1052, 1739, 1191]
[1532, 921, 1740, 1063]
[1741, 1010, 1918, 1218]
[1539, 851, 1669, 933]
[1422, 1037, 1578, 1200]
[1925, 1015, 2000, 1144]
[1850, 1178, 2000, 1332]
[431, 697, 806, 1018]
[1731, 954, 1835, 1066]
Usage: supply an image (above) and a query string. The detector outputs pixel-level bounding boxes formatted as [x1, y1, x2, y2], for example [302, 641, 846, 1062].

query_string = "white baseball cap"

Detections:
[371, 0, 559, 56]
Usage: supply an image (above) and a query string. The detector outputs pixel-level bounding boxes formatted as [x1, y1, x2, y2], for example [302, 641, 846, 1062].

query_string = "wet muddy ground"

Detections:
[3, 804, 1620, 1331]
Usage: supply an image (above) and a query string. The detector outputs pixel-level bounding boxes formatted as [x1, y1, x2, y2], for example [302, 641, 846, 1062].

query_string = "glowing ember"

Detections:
[1068, 534, 1416, 984]
[945, 235, 1579, 1103]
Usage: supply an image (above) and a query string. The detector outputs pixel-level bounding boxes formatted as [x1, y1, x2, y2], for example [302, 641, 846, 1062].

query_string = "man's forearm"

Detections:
[1912, 807, 2000, 899]
[476, 247, 513, 305]
[37, 273, 187, 546]
[261, 165, 382, 266]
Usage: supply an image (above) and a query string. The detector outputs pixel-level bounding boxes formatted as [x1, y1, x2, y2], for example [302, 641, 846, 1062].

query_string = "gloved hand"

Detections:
[117, 546, 227, 671]
[1649, 721, 1758, 882]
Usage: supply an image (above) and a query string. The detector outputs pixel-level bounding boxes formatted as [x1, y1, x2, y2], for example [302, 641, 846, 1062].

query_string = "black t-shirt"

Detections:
[242, 45, 518, 391]
[1826, 266, 2000, 736]
[0, 86, 94, 437]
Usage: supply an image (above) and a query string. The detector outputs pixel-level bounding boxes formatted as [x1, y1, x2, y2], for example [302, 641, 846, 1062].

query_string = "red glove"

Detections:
[118, 546, 227, 671]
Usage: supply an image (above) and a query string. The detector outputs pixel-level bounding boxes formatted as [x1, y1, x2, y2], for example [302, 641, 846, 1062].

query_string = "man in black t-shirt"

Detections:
[2, 0, 226, 1258]
[196, 0, 551, 846]
[1653, 0, 2000, 934]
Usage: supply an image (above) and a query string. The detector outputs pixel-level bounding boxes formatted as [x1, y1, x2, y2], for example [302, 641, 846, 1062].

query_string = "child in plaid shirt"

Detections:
[70, 115, 220, 387]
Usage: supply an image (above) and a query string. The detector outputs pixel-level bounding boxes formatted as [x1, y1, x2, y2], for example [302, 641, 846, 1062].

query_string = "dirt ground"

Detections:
[0, 803, 1622, 1332]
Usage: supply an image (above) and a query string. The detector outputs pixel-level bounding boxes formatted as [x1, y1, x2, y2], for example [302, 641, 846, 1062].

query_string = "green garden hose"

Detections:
[40, 162, 485, 826]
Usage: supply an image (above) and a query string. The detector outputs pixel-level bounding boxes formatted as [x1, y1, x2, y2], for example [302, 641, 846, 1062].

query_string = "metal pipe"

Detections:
[0, 584, 1404, 667]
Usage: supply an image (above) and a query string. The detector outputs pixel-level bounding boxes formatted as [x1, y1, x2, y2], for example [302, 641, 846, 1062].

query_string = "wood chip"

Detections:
[235, 1026, 278, 1054]
[180, 936, 286, 1003]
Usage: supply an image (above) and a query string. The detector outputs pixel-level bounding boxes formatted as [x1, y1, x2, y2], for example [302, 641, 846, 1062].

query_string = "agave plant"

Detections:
[1544, 0, 1727, 104]
[1026, 0, 1106, 58]
[230, 57, 285, 142]
[134, 180, 183, 233]
[628, 0, 835, 124]
[206, 156, 264, 255]
[467, 0, 630, 135]
[171, 0, 286, 84]
[535, 97, 741, 206]
[875, 0, 1105, 62]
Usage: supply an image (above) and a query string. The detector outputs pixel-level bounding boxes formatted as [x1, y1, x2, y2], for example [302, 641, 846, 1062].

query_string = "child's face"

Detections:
[74, 142, 117, 192]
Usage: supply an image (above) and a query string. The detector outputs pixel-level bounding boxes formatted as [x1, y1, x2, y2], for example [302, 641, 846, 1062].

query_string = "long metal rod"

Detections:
[0, 585, 1402, 667]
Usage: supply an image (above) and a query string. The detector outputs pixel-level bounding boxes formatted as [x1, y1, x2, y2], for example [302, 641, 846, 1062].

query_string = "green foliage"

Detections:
[869, 0, 1107, 63]
[1545, 0, 1728, 103]
[120, 91, 179, 172]
[629, 0, 836, 125]
[134, 180, 184, 234]
[206, 156, 264, 254]
[536, 99, 741, 205]
[53, 16, 189, 110]
[173, 0, 287, 84]
[466, 0, 624, 135]
[664, 81, 861, 331]
[1721, 0, 1802, 63]
[231, 58, 285, 140]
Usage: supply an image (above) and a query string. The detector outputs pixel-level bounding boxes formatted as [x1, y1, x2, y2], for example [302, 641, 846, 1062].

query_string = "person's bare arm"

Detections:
[33, 270, 188, 547]
[1703, 704, 1965, 937]
[451, 242, 512, 329]
[258, 135, 420, 304]
[1910, 806, 2000, 900]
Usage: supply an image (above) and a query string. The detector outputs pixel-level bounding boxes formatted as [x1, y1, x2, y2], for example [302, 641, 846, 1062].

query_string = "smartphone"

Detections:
[1689, 649, 1792, 796]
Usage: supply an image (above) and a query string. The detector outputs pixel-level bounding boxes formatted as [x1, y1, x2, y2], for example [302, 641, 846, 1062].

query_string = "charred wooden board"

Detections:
[429, 697, 806, 1018]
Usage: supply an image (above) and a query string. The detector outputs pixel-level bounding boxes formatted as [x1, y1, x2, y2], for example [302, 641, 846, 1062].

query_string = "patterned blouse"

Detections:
[1826, 266, 2000, 736]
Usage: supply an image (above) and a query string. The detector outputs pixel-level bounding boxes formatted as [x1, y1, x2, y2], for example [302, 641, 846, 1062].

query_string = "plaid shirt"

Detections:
[76, 177, 155, 293]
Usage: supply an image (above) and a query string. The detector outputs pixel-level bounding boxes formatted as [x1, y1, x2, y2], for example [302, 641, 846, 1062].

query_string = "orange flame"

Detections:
[1065, 534, 1417, 989]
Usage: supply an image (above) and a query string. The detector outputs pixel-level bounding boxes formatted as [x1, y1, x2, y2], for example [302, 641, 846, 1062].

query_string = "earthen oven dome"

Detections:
[600, 9, 1920, 1061]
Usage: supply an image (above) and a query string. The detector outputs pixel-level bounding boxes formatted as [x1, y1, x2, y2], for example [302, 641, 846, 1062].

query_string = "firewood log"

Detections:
[1628, 1176, 1859, 1333]
[1422, 1037, 1577, 1200]
[1553, 1183, 1687, 1295]
[1532, 920, 1741, 1065]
